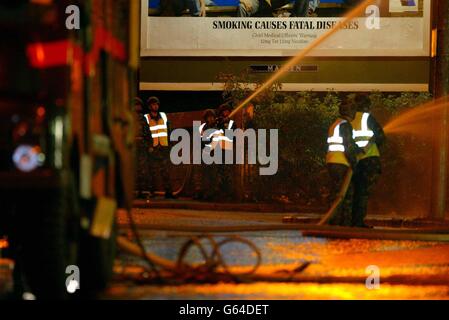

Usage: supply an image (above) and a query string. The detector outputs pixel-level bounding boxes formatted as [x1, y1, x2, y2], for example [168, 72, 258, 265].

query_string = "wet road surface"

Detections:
[107, 208, 449, 299]
[1, 206, 448, 299]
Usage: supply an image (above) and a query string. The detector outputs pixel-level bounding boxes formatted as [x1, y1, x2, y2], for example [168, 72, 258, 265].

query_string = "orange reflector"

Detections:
[0, 238, 9, 250]
[431, 28, 437, 58]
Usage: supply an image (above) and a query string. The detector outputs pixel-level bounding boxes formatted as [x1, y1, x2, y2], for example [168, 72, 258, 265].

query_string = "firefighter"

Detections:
[193, 109, 217, 200]
[350, 95, 385, 228]
[326, 101, 360, 226]
[145, 96, 175, 198]
[215, 104, 236, 201]
[134, 97, 151, 199]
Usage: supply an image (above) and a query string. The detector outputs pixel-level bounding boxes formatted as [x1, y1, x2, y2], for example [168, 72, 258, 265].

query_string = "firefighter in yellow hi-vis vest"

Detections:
[326, 101, 361, 226]
[215, 104, 236, 201]
[350, 95, 385, 227]
[134, 97, 151, 199]
[192, 109, 218, 200]
[145, 96, 175, 198]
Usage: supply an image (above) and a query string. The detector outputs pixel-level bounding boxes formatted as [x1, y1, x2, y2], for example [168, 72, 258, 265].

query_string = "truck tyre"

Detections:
[18, 176, 78, 300]
[78, 216, 117, 297]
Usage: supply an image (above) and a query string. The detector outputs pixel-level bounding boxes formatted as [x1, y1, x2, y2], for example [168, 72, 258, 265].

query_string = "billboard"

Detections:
[141, 0, 431, 57]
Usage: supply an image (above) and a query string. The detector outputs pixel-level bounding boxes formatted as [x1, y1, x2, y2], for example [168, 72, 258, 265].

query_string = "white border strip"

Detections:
[140, 82, 429, 92]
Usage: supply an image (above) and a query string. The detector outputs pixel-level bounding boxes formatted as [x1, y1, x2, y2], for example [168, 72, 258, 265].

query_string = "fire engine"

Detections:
[0, 0, 139, 299]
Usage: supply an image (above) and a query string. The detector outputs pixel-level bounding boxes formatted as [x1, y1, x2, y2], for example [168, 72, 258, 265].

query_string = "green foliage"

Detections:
[253, 91, 341, 204]
[221, 74, 433, 209]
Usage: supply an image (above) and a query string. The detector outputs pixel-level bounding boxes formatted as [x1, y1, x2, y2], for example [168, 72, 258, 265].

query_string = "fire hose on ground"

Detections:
[317, 169, 353, 226]
[116, 209, 449, 286]
[117, 206, 313, 284]
[116, 233, 313, 284]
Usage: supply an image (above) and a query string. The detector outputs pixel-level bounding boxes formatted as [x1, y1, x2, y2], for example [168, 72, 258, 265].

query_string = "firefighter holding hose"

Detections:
[193, 109, 218, 200]
[215, 104, 236, 201]
[325, 100, 361, 226]
[350, 95, 385, 228]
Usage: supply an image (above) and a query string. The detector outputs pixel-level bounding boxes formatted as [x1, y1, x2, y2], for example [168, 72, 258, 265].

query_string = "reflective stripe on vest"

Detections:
[352, 112, 374, 146]
[326, 119, 349, 166]
[199, 123, 214, 152]
[217, 120, 234, 150]
[199, 123, 206, 136]
[204, 120, 234, 151]
[145, 112, 168, 147]
[351, 112, 380, 159]
[327, 120, 346, 152]
[328, 144, 345, 152]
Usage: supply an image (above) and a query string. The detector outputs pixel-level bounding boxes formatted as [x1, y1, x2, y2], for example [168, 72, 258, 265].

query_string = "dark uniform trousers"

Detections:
[216, 163, 234, 200]
[149, 147, 173, 193]
[135, 138, 150, 193]
[327, 163, 354, 227]
[193, 162, 217, 199]
[135, 112, 151, 194]
[352, 156, 381, 227]
[243, 162, 259, 201]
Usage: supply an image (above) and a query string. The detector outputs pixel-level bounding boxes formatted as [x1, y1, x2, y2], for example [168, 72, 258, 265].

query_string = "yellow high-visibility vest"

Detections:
[326, 118, 350, 167]
[145, 112, 168, 147]
[351, 112, 380, 160]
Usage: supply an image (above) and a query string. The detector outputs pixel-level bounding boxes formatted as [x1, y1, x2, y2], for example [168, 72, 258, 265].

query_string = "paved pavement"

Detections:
[1, 204, 449, 299]
[109, 206, 449, 299]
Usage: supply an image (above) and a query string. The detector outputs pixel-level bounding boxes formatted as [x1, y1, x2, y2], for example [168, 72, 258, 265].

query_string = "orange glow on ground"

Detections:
[107, 282, 449, 300]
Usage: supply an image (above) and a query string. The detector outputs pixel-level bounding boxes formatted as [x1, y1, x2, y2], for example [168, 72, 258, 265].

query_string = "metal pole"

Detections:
[431, 0, 449, 219]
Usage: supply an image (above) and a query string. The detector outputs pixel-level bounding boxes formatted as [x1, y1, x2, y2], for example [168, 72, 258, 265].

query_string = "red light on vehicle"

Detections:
[35, 44, 45, 64]
[27, 41, 70, 68]
[36, 106, 46, 118]
[26, 31, 126, 72]
[13, 122, 28, 140]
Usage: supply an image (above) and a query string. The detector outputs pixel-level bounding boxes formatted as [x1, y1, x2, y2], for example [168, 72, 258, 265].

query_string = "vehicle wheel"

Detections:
[18, 175, 78, 299]
[78, 214, 117, 297]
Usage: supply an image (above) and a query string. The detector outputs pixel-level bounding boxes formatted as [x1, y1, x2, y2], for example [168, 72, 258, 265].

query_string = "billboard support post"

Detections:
[431, 0, 449, 220]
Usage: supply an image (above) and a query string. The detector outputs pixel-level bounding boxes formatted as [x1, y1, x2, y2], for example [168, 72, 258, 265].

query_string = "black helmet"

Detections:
[218, 103, 233, 115]
[134, 97, 144, 106]
[355, 94, 371, 112]
[202, 109, 216, 119]
[339, 102, 355, 118]
[147, 96, 160, 105]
